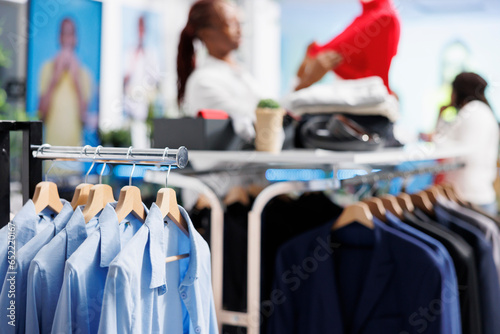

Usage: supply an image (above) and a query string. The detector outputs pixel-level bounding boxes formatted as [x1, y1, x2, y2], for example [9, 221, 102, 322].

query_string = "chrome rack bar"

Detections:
[341, 161, 465, 187]
[31, 145, 189, 168]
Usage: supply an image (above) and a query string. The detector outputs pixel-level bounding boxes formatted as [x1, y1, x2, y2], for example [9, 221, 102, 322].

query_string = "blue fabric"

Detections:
[385, 212, 461, 334]
[25, 206, 100, 334]
[98, 203, 218, 334]
[51, 202, 145, 334]
[478, 201, 498, 217]
[0, 200, 62, 287]
[435, 204, 500, 334]
[268, 218, 443, 334]
[0, 202, 74, 334]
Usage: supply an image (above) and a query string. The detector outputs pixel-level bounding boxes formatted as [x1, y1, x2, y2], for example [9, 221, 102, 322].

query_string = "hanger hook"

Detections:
[85, 145, 102, 184]
[165, 165, 172, 188]
[126, 146, 135, 186]
[99, 162, 107, 184]
[36, 144, 53, 182]
[162, 147, 170, 188]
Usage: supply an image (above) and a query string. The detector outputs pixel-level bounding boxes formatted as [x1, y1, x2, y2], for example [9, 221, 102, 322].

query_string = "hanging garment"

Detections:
[98, 203, 218, 334]
[25, 206, 101, 334]
[51, 202, 145, 334]
[385, 212, 461, 334]
[438, 198, 500, 283]
[404, 210, 482, 334]
[0, 202, 73, 334]
[268, 218, 444, 334]
[434, 204, 500, 334]
[0, 200, 67, 285]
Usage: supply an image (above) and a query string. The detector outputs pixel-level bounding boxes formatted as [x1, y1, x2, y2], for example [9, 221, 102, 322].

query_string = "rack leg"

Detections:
[23, 122, 42, 202]
[0, 129, 10, 226]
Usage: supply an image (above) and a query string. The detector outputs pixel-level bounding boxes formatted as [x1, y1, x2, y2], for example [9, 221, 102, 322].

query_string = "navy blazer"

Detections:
[435, 204, 500, 334]
[267, 219, 443, 334]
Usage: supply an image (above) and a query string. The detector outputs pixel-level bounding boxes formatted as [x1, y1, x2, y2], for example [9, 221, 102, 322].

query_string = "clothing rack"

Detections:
[239, 161, 465, 334]
[31, 145, 189, 168]
[1, 134, 189, 227]
[341, 161, 466, 187]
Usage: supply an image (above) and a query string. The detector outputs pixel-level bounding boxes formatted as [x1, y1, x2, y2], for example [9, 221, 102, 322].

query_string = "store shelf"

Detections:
[187, 143, 469, 171]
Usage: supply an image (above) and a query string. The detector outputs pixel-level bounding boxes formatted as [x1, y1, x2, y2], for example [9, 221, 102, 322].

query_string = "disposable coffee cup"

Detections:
[255, 107, 286, 153]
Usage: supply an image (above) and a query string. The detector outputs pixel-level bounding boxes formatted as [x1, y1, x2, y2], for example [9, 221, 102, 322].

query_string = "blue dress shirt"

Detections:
[435, 204, 500, 334]
[0, 202, 74, 334]
[51, 202, 145, 334]
[0, 200, 64, 287]
[25, 205, 101, 334]
[385, 212, 461, 334]
[98, 203, 218, 334]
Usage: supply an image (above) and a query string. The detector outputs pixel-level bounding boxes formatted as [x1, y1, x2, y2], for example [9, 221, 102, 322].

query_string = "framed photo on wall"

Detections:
[26, 0, 102, 147]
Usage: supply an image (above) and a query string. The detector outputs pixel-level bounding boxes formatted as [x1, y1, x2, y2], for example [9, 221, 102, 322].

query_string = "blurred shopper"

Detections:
[177, 0, 261, 142]
[436, 72, 499, 215]
[295, 0, 400, 92]
[38, 18, 92, 146]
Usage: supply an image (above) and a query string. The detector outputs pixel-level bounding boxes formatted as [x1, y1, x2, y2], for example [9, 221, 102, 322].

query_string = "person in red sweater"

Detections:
[295, 0, 401, 93]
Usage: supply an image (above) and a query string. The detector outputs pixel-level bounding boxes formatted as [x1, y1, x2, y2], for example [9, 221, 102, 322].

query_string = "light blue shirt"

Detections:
[0, 200, 63, 286]
[98, 204, 218, 334]
[25, 205, 101, 334]
[51, 202, 145, 334]
[0, 202, 74, 334]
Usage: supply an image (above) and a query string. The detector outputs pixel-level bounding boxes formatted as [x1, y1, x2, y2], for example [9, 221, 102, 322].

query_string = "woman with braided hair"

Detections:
[177, 0, 262, 142]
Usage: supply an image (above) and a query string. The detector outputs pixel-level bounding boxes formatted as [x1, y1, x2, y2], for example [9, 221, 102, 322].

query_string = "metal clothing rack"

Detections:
[222, 160, 466, 334]
[1, 138, 189, 227]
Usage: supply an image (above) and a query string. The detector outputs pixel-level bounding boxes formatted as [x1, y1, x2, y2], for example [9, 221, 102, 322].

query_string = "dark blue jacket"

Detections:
[267, 219, 443, 334]
[435, 204, 500, 334]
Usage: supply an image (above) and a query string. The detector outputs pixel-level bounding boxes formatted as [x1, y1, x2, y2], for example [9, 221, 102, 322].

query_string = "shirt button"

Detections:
[195, 326, 201, 333]
[181, 292, 188, 299]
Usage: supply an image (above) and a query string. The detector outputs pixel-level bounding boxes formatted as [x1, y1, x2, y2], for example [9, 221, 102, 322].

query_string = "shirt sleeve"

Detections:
[25, 262, 42, 334]
[97, 265, 133, 333]
[51, 264, 84, 334]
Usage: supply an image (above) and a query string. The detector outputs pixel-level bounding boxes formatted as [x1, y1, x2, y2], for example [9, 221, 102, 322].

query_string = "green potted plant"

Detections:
[255, 98, 285, 153]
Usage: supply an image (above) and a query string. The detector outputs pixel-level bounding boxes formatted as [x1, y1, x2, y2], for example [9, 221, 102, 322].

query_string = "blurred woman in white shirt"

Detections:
[437, 72, 499, 215]
[177, 0, 261, 142]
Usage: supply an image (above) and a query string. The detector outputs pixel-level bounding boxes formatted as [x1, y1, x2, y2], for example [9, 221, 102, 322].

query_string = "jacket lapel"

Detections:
[351, 222, 394, 334]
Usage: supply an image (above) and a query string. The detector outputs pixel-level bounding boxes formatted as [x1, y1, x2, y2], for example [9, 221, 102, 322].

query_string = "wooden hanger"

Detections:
[82, 162, 116, 223]
[32, 150, 63, 214]
[115, 158, 146, 223]
[442, 183, 467, 206]
[33, 181, 63, 214]
[195, 194, 211, 210]
[155, 156, 190, 264]
[362, 197, 387, 222]
[410, 191, 434, 216]
[70, 146, 94, 210]
[396, 192, 415, 213]
[332, 202, 374, 230]
[380, 194, 404, 220]
[224, 185, 250, 206]
[71, 184, 93, 210]
[156, 187, 188, 236]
